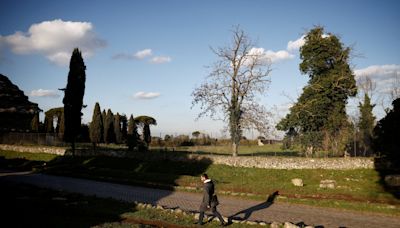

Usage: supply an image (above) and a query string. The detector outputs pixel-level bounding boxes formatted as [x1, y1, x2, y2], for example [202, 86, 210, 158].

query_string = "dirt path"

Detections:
[1, 170, 399, 228]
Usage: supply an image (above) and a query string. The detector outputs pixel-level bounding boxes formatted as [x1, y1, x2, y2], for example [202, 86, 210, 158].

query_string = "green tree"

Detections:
[101, 109, 106, 142]
[114, 113, 122, 144]
[104, 109, 115, 144]
[135, 115, 157, 149]
[277, 26, 357, 156]
[61, 48, 86, 154]
[120, 114, 128, 142]
[358, 94, 376, 156]
[192, 26, 271, 156]
[89, 102, 103, 149]
[127, 114, 138, 151]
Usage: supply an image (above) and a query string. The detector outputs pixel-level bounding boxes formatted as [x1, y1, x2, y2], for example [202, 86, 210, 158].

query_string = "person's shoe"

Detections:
[219, 222, 227, 226]
[194, 221, 204, 225]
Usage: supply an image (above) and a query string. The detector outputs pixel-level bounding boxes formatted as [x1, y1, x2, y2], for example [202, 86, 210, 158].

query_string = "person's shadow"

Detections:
[227, 191, 279, 223]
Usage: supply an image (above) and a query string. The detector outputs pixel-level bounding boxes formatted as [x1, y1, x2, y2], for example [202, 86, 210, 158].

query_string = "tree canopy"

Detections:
[277, 26, 357, 156]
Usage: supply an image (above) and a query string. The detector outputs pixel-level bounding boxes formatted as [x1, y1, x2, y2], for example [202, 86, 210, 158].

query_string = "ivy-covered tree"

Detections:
[127, 114, 138, 151]
[61, 48, 86, 154]
[277, 26, 357, 156]
[114, 113, 122, 144]
[358, 94, 376, 156]
[104, 109, 115, 144]
[89, 102, 103, 149]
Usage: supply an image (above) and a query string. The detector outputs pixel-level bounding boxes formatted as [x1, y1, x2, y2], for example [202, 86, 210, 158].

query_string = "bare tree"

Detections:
[389, 71, 400, 101]
[192, 26, 272, 156]
[357, 75, 376, 99]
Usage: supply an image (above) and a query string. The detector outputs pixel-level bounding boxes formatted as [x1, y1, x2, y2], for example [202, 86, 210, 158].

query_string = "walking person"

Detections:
[195, 173, 226, 226]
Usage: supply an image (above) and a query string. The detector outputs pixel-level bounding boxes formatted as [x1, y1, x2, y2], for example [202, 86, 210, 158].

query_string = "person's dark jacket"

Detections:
[200, 180, 219, 210]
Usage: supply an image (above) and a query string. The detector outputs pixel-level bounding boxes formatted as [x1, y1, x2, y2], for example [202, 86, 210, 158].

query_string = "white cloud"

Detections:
[355, 64, 400, 94]
[134, 49, 152, 59]
[287, 35, 305, 52]
[30, 89, 60, 98]
[150, 56, 171, 64]
[0, 19, 106, 66]
[248, 47, 294, 64]
[355, 64, 400, 80]
[286, 34, 330, 53]
[133, 91, 161, 99]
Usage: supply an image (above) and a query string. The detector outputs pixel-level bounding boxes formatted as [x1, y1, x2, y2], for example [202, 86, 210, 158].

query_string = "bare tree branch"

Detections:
[191, 26, 272, 156]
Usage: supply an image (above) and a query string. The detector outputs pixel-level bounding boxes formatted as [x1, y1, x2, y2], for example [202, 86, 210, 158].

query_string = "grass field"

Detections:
[152, 144, 300, 157]
[1, 149, 399, 216]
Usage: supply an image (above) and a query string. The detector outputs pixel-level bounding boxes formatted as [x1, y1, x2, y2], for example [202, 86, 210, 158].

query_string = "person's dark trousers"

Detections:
[198, 206, 225, 224]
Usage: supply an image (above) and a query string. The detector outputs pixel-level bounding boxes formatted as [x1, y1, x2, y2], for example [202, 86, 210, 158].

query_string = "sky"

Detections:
[1, 0, 399, 139]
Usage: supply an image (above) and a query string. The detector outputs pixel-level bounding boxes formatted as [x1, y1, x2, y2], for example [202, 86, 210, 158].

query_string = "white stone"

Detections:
[292, 178, 304, 187]
[270, 222, 282, 228]
[174, 208, 183, 214]
[320, 180, 336, 189]
[283, 222, 300, 228]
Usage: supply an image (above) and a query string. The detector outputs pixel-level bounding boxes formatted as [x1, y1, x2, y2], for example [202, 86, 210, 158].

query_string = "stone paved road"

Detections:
[1, 171, 399, 228]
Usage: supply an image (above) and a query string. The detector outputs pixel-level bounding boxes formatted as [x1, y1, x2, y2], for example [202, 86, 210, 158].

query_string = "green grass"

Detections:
[1, 182, 265, 227]
[1, 149, 399, 216]
[154, 144, 300, 156]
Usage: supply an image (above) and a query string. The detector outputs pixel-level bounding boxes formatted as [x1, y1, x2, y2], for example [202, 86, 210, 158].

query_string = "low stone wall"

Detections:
[0, 144, 66, 155]
[0, 144, 375, 169]
[197, 155, 374, 169]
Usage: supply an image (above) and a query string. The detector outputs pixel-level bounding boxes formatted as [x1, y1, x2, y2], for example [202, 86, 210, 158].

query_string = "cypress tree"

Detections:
[114, 113, 122, 144]
[61, 48, 86, 154]
[120, 114, 128, 142]
[101, 109, 106, 142]
[104, 109, 115, 144]
[358, 94, 375, 156]
[90, 102, 103, 149]
[127, 114, 138, 150]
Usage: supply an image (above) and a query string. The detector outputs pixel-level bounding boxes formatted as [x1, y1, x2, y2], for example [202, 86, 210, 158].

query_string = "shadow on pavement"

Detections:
[0, 180, 135, 228]
[227, 191, 279, 223]
[0, 150, 213, 227]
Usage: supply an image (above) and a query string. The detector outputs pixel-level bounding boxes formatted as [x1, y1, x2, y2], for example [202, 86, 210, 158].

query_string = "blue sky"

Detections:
[1, 0, 399, 138]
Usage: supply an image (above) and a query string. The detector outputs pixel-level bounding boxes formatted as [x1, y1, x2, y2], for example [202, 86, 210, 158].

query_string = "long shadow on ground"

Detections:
[0, 181, 135, 228]
[227, 191, 279, 223]
[0, 150, 213, 227]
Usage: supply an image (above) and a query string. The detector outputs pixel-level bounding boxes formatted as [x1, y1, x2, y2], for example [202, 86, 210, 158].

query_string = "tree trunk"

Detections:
[71, 141, 75, 157]
[232, 142, 238, 157]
